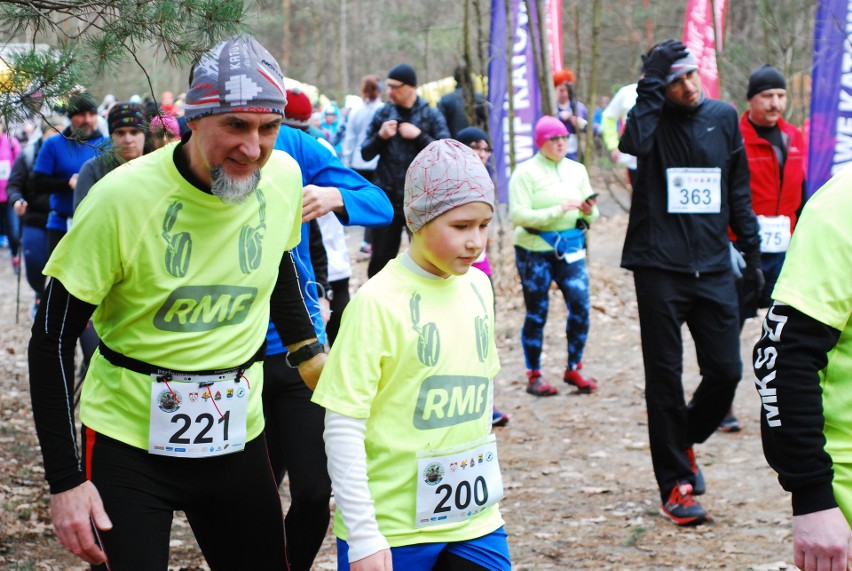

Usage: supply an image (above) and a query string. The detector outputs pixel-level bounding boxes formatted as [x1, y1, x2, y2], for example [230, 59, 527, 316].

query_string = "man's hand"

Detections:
[50, 481, 113, 565]
[642, 39, 688, 79]
[742, 252, 766, 307]
[378, 120, 398, 140]
[69, 173, 79, 190]
[352, 549, 393, 571]
[397, 122, 422, 140]
[793, 508, 852, 571]
[13, 199, 27, 216]
[319, 297, 331, 325]
[302, 185, 345, 223]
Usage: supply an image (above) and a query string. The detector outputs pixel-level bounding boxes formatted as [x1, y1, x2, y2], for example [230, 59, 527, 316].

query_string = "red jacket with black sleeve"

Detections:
[738, 113, 806, 233]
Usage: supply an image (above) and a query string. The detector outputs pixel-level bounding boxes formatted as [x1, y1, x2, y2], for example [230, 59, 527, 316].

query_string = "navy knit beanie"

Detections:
[456, 127, 490, 147]
[747, 65, 786, 99]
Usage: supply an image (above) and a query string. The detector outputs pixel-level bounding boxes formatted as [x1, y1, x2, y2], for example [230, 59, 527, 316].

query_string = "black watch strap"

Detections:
[285, 341, 325, 367]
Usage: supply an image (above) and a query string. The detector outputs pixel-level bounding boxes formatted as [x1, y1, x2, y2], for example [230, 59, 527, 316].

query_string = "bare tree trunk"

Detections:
[583, 0, 601, 169]
[643, 0, 653, 48]
[340, 0, 348, 100]
[710, 0, 723, 97]
[282, 0, 291, 69]
[473, 0, 490, 135]
[524, 0, 553, 117]
[537, 0, 555, 117]
[572, 2, 582, 88]
[463, 0, 476, 125]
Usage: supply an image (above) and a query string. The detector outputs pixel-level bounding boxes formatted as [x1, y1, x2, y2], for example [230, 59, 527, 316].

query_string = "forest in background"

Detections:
[3, 0, 817, 125]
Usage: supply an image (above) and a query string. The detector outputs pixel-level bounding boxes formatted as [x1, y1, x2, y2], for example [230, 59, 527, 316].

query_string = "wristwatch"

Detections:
[285, 341, 325, 367]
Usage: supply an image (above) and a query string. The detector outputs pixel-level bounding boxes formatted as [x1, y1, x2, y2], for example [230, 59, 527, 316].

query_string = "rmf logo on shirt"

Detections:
[154, 285, 258, 332]
[413, 375, 489, 429]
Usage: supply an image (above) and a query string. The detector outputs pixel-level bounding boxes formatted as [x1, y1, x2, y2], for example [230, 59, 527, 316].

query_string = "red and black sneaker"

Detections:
[685, 446, 706, 496]
[563, 368, 597, 394]
[660, 482, 707, 526]
[526, 370, 558, 397]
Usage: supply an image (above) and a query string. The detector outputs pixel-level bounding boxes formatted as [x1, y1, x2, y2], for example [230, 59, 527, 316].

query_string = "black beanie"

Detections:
[456, 127, 490, 147]
[388, 63, 417, 87]
[747, 65, 786, 99]
[66, 93, 98, 118]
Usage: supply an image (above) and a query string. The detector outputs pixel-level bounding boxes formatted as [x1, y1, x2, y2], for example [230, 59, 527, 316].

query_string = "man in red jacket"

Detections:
[721, 65, 807, 433]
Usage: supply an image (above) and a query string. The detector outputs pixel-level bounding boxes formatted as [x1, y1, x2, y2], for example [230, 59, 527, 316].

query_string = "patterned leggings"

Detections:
[514, 246, 590, 371]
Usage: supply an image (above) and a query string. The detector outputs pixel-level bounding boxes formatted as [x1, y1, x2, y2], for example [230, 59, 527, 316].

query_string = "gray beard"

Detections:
[209, 166, 261, 205]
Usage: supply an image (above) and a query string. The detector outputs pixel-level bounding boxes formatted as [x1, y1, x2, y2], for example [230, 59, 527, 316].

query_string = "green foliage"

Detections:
[0, 0, 249, 122]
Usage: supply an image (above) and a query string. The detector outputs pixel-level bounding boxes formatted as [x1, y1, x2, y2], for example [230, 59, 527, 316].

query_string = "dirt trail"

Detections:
[0, 185, 797, 570]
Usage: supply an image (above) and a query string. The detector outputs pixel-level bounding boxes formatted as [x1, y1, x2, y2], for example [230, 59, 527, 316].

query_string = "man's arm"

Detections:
[619, 41, 687, 157]
[277, 127, 392, 227]
[269, 250, 326, 388]
[618, 76, 666, 158]
[29, 278, 112, 565]
[755, 302, 846, 571]
[6, 152, 30, 208]
[73, 158, 99, 213]
[360, 108, 390, 163]
[754, 303, 841, 514]
[29, 278, 96, 492]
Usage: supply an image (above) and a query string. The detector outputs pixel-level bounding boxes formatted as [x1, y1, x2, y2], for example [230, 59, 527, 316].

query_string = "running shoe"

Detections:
[563, 368, 597, 394]
[660, 482, 707, 526]
[685, 446, 706, 495]
[492, 407, 509, 427]
[526, 370, 557, 396]
[718, 415, 741, 433]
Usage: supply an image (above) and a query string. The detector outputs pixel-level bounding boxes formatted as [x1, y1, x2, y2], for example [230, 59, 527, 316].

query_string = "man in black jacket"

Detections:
[619, 40, 762, 526]
[361, 62, 450, 277]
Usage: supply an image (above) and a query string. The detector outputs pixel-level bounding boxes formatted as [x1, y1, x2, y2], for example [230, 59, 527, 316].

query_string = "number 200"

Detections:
[434, 476, 489, 513]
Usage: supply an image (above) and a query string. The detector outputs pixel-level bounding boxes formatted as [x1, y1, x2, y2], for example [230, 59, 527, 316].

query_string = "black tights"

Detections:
[263, 353, 332, 571]
[83, 429, 287, 570]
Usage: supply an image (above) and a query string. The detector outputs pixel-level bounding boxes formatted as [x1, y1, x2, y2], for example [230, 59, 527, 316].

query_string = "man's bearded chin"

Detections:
[70, 124, 94, 139]
[210, 166, 261, 204]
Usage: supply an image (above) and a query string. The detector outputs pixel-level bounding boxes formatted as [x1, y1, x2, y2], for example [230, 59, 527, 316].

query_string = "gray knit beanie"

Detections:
[404, 139, 495, 233]
[184, 35, 287, 121]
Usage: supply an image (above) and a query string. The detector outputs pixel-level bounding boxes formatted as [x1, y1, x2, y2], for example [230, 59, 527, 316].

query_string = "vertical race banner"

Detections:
[546, 0, 563, 75]
[807, 0, 851, 196]
[681, 0, 726, 100]
[488, 0, 543, 202]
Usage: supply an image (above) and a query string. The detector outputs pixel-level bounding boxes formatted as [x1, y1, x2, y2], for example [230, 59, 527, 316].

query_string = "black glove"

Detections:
[642, 39, 688, 79]
[741, 252, 766, 308]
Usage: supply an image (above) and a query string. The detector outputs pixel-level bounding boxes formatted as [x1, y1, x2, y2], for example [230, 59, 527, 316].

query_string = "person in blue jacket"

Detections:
[264, 99, 393, 571]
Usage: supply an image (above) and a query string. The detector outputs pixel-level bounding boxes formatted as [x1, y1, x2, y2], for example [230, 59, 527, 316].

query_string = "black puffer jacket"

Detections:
[619, 76, 760, 274]
[361, 96, 450, 207]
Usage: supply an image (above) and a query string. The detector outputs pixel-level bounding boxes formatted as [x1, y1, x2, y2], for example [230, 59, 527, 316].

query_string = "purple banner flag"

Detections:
[488, 0, 543, 202]
[808, 0, 852, 196]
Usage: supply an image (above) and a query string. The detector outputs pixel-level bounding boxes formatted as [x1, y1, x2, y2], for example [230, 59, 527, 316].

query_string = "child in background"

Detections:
[457, 126, 509, 427]
[313, 139, 511, 570]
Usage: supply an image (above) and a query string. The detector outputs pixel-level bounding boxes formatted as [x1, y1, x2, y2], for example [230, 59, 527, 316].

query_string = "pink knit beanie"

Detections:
[534, 115, 568, 149]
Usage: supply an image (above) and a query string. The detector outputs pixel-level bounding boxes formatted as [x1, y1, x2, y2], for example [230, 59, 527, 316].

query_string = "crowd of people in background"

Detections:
[2, 31, 835, 571]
